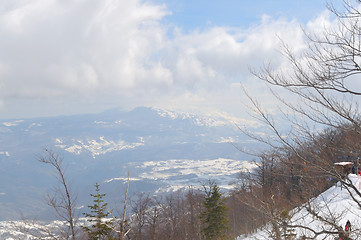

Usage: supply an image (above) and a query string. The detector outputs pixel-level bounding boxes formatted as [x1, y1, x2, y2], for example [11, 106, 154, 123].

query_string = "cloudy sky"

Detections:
[0, 0, 336, 119]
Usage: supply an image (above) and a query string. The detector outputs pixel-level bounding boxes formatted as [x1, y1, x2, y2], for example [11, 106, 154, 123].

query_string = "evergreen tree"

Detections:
[83, 183, 114, 240]
[200, 181, 231, 240]
[280, 210, 296, 240]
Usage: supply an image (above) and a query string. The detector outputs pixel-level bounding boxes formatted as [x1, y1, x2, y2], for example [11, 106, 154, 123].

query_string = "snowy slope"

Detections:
[239, 174, 361, 240]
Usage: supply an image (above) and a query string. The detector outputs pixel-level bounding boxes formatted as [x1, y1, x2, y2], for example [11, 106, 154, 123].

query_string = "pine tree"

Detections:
[200, 181, 231, 240]
[83, 183, 114, 240]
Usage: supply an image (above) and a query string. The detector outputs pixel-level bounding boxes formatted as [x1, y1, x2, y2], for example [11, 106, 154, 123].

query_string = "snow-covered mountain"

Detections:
[0, 107, 258, 221]
[239, 174, 361, 240]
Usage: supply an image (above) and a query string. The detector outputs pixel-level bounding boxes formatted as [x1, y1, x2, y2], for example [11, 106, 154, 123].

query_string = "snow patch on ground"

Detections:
[138, 158, 256, 180]
[55, 136, 145, 157]
[25, 122, 42, 131]
[2, 120, 24, 127]
[104, 159, 256, 193]
[216, 137, 235, 143]
[0, 218, 90, 240]
[0, 151, 10, 157]
[104, 177, 142, 183]
[154, 108, 232, 127]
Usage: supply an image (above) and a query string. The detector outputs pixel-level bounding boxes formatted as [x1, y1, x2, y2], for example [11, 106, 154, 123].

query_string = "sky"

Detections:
[0, 0, 336, 119]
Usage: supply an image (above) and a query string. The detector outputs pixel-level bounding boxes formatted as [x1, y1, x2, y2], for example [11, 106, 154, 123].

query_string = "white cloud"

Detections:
[0, 0, 170, 97]
[0, 0, 333, 118]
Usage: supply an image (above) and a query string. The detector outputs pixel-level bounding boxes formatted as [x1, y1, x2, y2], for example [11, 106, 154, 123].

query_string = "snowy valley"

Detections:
[0, 107, 258, 221]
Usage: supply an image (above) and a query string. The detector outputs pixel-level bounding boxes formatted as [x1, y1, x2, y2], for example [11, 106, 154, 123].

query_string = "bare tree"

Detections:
[110, 172, 132, 240]
[237, 0, 361, 238]
[144, 196, 162, 240]
[39, 149, 79, 240]
[184, 187, 203, 240]
[130, 192, 151, 240]
[159, 191, 186, 240]
[250, 0, 361, 130]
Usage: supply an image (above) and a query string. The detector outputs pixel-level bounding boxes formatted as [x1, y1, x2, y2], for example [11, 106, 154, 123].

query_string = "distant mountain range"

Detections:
[0, 107, 260, 221]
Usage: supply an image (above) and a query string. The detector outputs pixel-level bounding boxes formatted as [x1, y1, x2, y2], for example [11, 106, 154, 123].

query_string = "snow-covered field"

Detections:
[0, 219, 66, 240]
[105, 158, 257, 193]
